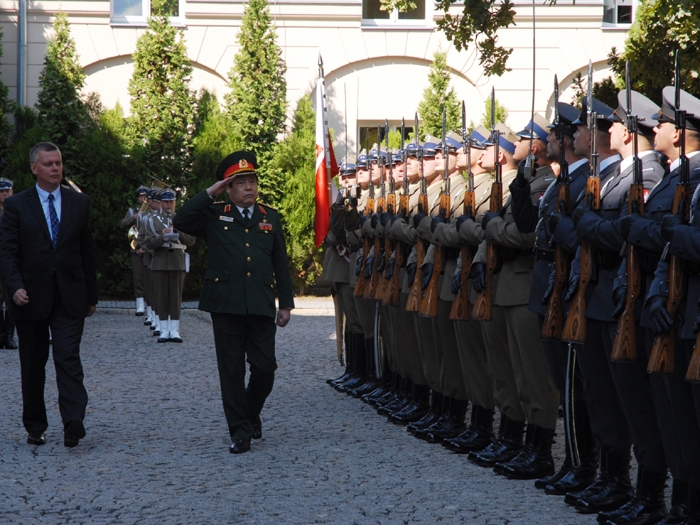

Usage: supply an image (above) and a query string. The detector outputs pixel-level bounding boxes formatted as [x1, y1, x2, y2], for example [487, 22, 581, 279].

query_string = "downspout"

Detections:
[17, 0, 27, 107]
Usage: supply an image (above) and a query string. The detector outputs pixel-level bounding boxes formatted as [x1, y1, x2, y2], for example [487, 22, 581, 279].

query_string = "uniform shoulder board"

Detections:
[258, 202, 277, 212]
[212, 201, 226, 205]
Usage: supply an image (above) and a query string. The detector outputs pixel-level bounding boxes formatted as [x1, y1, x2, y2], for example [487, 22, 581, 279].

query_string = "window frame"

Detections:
[111, 0, 184, 27]
[361, 0, 431, 29]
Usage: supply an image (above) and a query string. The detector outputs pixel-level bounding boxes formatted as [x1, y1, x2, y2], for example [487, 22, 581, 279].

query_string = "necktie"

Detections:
[243, 208, 250, 220]
[48, 194, 60, 249]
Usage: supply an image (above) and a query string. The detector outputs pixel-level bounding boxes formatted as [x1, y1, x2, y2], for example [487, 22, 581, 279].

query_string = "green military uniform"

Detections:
[174, 182, 294, 444]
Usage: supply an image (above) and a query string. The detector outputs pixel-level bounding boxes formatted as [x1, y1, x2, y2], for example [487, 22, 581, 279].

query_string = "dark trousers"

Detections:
[211, 313, 277, 441]
[577, 319, 631, 456]
[131, 252, 144, 298]
[16, 289, 88, 434]
[606, 323, 667, 475]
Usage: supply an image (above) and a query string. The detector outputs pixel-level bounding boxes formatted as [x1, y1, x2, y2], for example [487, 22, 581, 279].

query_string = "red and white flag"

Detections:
[314, 72, 338, 248]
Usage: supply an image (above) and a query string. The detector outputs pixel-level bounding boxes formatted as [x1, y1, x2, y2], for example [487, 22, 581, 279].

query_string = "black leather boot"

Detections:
[331, 333, 363, 388]
[407, 391, 443, 435]
[468, 414, 524, 468]
[388, 383, 431, 424]
[327, 331, 353, 385]
[414, 395, 452, 440]
[377, 377, 412, 415]
[443, 405, 494, 454]
[364, 370, 398, 405]
[597, 469, 667, 524]
[545, 402, 599, 495]
[336, 337, 371, 392]
[349, 338, 382, 397]
[655, 478, 688, 524]
[425, 398, 468, 443]
[566, 448, 610, 506]
[496, 424, 556, 480]
[575, 450, 633, 514]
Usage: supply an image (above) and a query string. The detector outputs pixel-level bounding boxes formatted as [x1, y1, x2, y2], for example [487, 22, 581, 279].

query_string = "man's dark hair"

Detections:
[29, 142, 61, 165]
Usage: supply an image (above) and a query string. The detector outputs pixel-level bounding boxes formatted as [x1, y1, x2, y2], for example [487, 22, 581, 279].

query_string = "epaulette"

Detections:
[212, 201, 226, 206]
[258, 202, 277, 211]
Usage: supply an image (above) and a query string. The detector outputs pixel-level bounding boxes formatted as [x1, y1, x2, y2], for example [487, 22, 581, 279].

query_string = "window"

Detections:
[603, 0, 635, 26]
[111, 0, 183, 26]
[362, 0, 429, 27]
[358, 124, 414, 152]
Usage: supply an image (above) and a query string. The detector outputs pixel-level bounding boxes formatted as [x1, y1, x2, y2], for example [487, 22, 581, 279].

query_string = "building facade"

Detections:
[0, 0, 636, 160]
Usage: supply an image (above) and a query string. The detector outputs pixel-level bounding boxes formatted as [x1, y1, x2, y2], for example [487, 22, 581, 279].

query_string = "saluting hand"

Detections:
[206, 178, 234, 198]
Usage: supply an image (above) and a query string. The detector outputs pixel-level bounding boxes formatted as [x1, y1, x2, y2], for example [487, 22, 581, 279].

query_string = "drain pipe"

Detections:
[17, 0, 27, 107]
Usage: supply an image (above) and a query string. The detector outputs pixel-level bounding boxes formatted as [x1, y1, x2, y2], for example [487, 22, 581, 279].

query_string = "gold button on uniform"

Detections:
[247, 272, 251, 277]
[247, 257, 251, 262]
[215, 278, 219, 282]
[246, 243, 250, 247]
[245, 229, 249, 233]
[224, 226, 228, 230]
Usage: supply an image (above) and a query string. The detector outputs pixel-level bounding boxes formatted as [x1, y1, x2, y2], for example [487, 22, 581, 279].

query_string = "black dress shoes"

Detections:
[229, 440, 251, 454]
[27, 432, 46, 446]
[252, 423, 262, 440]
[64, 419, 86, 448]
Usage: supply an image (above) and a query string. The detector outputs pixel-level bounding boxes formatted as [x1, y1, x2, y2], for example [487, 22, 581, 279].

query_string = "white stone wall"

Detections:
[0, 0, 630, 160]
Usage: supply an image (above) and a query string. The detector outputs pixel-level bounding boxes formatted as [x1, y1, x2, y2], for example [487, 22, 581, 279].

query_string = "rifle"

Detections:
[612, 61, 645, 362]
[377, 120, 395, 301]
[542, 75, 572, 340]
[385, 118, 408, 307]
[364, 133, 386, 300]
[419, 106, 451, 317]
[406, 112, 429, 312]
[562, 61, 599, 343]
[473, 88, 501, 321]
[353, 133, 374, 297]
[649, 51, 689, 374]
[450, 101, 474, 321]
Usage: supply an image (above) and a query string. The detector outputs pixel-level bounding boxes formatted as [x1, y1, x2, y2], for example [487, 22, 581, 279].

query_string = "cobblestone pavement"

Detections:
[1, 297, 615, 524]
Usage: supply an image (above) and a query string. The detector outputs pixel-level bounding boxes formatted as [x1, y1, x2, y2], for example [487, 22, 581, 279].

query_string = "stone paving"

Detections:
[0, 297, 616, 524]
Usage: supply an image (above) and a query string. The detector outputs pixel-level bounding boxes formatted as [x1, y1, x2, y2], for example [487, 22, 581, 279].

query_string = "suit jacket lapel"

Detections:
[27, 186, 52, 244]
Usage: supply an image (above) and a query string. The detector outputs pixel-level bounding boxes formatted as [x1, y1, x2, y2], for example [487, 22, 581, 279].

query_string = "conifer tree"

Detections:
[128, 0, 196, 191]
[0, 28, 12, 162]
[224, 0, 287, 205]
[417, 50, 461, 138]
[274, 94, 322, 292]
[35, 12, 91, 171]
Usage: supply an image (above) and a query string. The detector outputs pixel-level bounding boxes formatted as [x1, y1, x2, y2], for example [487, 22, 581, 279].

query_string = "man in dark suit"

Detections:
[173, 150, 294, 454]
[0, 142, 98, 448]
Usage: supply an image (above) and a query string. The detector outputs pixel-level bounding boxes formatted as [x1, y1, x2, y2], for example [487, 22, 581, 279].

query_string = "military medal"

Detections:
[259, 222, 272, 232]
[219, 216, 234, 222]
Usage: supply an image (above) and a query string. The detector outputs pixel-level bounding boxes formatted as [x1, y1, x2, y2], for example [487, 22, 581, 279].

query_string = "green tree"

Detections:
[0, 27, 13, 162]
[381, 0, 516, 77]
[35, 12, 91, 176]
[610, 0, 700, 101]
[273, 94, 323, 293]
[478, 97, 508, 130]
[128, 0, 196, 191]
[417, 50, 462, 138]
[224, 0, 287, 205]
[570, 72, 621, 109]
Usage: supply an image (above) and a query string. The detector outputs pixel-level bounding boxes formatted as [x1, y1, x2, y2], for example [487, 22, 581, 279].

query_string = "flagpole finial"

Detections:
[318, 53, 324, 78]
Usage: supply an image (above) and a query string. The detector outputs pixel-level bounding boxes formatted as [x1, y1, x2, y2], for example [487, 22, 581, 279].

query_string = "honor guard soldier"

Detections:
[143, 188, 195, 342]
[138, 188, 162, 334]
[323, 159, 365, 389]
[509, 103, 599, 496]
[575, 89, 668, 525]
[628, 86, 700, 525]
[173, 150, 294, 454]
[0, 177, 17, 349]
[120, 185, 149, 316]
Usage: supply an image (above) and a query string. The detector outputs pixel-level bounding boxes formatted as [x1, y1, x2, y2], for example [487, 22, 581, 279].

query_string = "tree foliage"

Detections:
[417, 50, 462, 138]
[609, 0, 700, 102]
[273, 94, 324, 293]
[381, 0, 515, 77]
[0, 27, 13, 162]
[35, 12, 92, 176]
[224, 0, 287, 205]
[128, 0, 196, 192]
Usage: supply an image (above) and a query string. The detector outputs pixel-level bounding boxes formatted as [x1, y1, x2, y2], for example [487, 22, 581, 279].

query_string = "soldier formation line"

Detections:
[322, 67, 700, 525]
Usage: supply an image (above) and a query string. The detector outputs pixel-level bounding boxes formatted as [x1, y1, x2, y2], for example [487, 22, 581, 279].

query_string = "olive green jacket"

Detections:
[173, 190, 295, 318]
